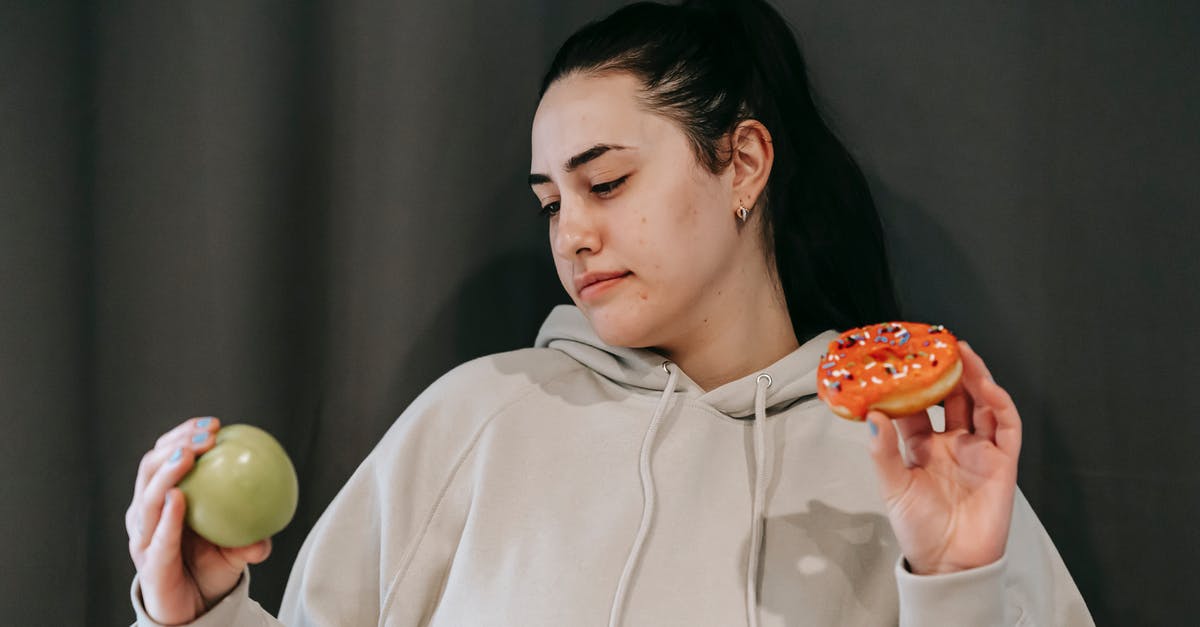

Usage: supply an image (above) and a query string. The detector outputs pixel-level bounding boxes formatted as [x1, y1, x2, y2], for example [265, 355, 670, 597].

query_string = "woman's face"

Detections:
[529, 71, 745, 349]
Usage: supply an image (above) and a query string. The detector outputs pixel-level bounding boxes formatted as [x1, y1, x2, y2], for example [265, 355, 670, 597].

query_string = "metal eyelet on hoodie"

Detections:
[756, 373, 773, 388]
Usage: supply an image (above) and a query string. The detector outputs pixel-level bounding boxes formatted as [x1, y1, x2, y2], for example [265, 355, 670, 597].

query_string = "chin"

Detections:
[581, 302, 658, 348]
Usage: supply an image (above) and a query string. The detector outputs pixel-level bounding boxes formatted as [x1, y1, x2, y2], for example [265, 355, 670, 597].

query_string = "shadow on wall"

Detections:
[399, 246, 571, 395]
[457, 249, 572, 359]
[1037, 417, 1110, 621]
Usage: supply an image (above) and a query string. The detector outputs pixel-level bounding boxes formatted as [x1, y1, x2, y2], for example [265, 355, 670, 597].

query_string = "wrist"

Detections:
[904, 557, 960, 576]
[200, 571, 245, 612]
[903, 553, 1004, 576]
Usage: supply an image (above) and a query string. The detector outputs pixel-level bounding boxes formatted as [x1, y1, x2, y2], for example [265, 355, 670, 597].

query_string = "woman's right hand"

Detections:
[126, 417, 274, 625]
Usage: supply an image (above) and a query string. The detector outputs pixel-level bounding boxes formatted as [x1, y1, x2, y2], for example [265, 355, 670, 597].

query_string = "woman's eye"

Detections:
[592, 176, 628, 196]
[537, 176, 627, 218]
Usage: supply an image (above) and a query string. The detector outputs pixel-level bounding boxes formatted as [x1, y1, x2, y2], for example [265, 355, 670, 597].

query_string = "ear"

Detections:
[729, 119, 774, 209]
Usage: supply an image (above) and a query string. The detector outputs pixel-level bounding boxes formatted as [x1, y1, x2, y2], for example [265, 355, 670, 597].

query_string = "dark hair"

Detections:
[539, 0, 902, 340]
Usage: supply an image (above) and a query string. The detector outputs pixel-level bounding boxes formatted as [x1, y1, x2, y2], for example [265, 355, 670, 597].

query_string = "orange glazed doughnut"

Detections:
[815, 322, 962, 421]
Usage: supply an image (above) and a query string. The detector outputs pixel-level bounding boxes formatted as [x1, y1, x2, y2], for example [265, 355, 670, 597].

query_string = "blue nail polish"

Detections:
[192, 432, 209, 444]
[869, 422, 879, 437]
[168, 447, 183, 463]
[196, 417, 211, 428]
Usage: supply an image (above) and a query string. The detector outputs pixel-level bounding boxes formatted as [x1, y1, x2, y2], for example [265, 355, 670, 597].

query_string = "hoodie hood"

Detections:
[534, 304, 841, 418]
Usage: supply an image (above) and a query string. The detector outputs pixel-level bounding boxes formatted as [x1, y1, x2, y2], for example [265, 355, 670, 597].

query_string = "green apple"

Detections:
[177, 423, 299, 547]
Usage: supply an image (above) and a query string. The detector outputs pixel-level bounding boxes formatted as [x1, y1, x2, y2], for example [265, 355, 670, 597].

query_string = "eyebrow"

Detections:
[528, 143, 630, 187]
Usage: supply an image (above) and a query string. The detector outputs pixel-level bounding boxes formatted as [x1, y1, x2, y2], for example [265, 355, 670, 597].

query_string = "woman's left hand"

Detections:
[865, 341, 1022, 575]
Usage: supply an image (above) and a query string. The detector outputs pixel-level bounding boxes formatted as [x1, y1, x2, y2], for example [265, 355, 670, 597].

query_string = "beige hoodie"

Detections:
[132, 304, 1093, 626]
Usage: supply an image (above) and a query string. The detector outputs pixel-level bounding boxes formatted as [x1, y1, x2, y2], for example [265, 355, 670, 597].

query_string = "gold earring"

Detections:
[736, 205, 751, 223]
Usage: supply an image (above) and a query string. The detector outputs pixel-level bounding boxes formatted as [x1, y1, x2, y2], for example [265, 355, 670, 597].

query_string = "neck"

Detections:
[652, 275, 800, 392]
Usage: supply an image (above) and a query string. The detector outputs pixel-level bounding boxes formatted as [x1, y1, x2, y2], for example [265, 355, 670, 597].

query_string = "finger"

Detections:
[136, 446, 197, 551]
[125, 503, 143, 552]
[981, 380, 1023, 457]
[866, 410, 911, 501]
[893, 409, 933, 441]
[972, 403, 1000, 444]
[155, 416, 221, 449]
[954, 343, 993, 441]
[148, 488, 186, 561]
[996, 403, 1023, 458]
[960, 343, 1022, 453]
[957, 342, 995, 405]
[135, 439, 188, 505]
[892, 409, 934, 466]
[136, 421, 220, 504]
[127, 505, 146, 568]
[941, 380, 974, 433]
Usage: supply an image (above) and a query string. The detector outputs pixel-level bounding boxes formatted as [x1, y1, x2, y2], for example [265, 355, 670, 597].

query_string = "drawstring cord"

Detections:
[609, 361, 680, 627]
[746, 372, 773, 627]
[607, 365, 773, 627]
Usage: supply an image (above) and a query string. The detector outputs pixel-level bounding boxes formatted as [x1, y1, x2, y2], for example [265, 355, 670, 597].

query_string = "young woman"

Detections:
[127, 1, 1093, 625]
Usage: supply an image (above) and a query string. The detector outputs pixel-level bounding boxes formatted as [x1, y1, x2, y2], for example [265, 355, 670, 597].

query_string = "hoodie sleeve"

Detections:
[130, 567, 273, 627]
[894, 488, 1095, 626]
[129, 354, 519, 627]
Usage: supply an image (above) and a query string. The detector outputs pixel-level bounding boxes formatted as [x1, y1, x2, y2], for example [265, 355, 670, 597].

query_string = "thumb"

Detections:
[226, 537, 272, 566]
[866, 410, 910, 501]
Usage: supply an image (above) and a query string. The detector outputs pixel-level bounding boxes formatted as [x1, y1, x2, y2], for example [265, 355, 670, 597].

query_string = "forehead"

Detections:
[530, 72, 664, 172]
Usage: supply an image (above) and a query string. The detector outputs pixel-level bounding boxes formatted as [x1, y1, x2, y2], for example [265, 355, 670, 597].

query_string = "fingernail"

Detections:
[868, 422, 879, 437]
[191, 432, 209, 444]
[168, 447, 183, 463]
[196, 417, 212, 428]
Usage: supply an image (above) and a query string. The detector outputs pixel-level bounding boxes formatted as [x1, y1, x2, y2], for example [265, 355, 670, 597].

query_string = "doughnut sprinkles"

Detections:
[816, 322, 962, 421]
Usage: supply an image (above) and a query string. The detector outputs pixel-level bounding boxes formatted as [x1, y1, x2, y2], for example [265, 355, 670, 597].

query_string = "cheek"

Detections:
[552, 250, 573, 288]
[636, 190, 727, 281]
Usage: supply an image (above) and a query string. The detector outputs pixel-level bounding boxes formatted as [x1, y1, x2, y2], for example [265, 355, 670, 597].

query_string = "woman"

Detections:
[127, 1, 1093, 625]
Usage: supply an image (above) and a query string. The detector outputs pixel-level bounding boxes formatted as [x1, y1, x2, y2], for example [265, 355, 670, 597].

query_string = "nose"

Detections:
[551, 198, 601, 259]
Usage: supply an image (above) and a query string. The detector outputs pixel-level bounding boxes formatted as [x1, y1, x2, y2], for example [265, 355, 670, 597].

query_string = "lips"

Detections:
[574, 270, 632, 298]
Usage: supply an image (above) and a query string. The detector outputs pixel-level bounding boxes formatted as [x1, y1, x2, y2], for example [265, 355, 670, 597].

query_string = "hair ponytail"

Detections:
[541, 0, 902, 340]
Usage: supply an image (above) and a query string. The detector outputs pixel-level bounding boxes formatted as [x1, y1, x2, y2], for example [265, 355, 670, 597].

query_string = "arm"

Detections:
[130, 366, 485, 626]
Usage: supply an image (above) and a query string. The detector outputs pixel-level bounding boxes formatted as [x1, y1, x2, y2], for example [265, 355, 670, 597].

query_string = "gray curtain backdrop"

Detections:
[2, 1, 1196, 625]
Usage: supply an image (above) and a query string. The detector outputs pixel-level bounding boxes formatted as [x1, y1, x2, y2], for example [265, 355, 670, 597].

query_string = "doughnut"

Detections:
[815, 322, 962, 421]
